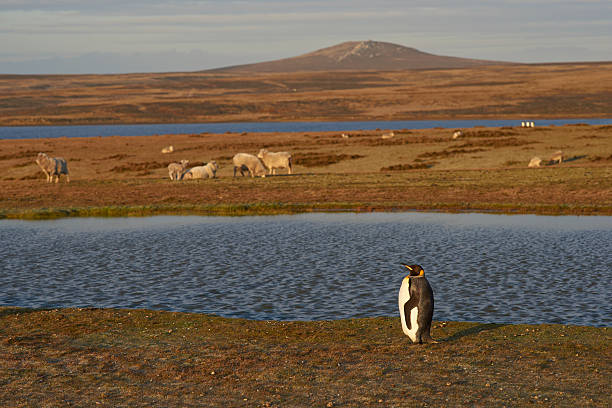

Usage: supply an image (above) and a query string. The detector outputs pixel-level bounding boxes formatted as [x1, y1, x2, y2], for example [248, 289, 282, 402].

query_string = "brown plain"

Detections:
[1, 62, 612, 216]
[1, 123, 611, 216]
[1, 62, 611, 126]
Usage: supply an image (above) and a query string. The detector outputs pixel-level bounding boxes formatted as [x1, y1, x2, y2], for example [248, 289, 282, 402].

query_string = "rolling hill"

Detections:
[209, 40, 512, 72]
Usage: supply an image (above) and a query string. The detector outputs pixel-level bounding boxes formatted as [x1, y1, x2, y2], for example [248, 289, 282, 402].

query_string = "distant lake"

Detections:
[1, 118, 611, 139]
[1, 213, 610, 326]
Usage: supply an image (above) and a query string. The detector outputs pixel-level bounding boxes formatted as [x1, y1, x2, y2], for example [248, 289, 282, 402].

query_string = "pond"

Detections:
[1, 213, 610, 326]
[1, 118, 611, 139]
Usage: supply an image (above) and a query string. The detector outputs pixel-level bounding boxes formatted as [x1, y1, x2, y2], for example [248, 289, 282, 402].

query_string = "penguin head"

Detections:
[402, 263, 425, 277]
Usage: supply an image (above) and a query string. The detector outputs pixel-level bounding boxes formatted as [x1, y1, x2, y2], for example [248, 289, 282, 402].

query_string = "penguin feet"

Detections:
[420, 334, 438, 344]
[415, 339, 438, 345]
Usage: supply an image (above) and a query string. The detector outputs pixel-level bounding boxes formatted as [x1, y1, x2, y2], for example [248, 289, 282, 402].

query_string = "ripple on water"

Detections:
[0, 213, 610, 326]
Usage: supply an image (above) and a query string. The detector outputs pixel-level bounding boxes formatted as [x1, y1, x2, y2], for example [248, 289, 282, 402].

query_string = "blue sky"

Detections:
[1, 0, 610, 74]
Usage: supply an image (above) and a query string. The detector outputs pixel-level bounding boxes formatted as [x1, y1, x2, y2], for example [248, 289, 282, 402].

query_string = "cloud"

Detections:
[1, 0, 610, 73]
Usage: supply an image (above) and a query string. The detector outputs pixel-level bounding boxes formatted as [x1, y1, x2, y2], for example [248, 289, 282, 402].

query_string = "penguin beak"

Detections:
[402, 264, 413, 271]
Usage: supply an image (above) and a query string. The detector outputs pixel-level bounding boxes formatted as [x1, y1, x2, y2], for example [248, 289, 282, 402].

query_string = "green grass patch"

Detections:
[1, 200, 611, 220]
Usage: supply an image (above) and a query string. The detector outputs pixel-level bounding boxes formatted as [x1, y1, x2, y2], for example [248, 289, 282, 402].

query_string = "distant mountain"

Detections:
[209, 41, 512, 72]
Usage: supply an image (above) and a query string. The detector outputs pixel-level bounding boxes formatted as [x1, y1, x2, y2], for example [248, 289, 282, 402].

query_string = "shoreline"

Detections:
[2, 306, 608, 328]
[1, 305, 609, 329]
[2, 201, 612, 220]
[2, 116, 611, 129]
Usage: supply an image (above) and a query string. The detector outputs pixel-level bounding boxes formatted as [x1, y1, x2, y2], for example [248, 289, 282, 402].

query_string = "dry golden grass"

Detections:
[2, 65, 611, 407]
[1, 63, 611, 126]
[1, 124, 611, 217]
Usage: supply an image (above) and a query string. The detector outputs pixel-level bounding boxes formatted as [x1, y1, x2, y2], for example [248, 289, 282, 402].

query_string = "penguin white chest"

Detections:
[398, 278, 419, 342]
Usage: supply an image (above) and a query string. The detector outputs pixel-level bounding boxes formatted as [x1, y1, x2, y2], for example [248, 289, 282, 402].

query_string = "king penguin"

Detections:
[398, 264, 436, 344]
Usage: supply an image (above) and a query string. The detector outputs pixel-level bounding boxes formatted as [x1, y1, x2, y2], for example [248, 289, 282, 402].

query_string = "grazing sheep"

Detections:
[528, 156, 542, 168]
[381, 131, 395, 139]
[341, 133, 349, 139]
[257, 149, 293, 175]
[167, 159, 189, 180]
[550, 150, 564, 164]
[161, 145, 174, 154]
[452, 129, 464, 139]
[182, 161, 219, 180]
[35, 152, 69, 183]
[232, 153, 267, 178]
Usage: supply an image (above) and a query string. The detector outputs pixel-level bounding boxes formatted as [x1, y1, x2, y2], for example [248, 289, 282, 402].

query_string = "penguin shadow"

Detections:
[564, 155, 587, 163]
[439, 323, 507, 343]
[545, 155, 587, 165]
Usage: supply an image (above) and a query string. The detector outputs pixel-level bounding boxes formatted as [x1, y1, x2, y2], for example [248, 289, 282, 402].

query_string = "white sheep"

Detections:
[528, 157, 542, 168]
[161, 145, 174, 154]
[182, 161, 219, 180]
[341, 133, 349, 139]
[232, 153, 267, 178]
[35, 152, 70, 183]
[452, 130, 464, 139]
[167, 159, 189, 180]
[381, 131, 395, 139]
[257, 149, 293, 175]
[550, 150, 564, 164]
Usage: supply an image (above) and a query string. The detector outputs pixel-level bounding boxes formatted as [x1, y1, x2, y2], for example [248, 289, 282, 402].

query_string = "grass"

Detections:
[1, 200, 611, 221]
[1, 124, 610, 219]
[1, 66, 611, 406]
[1, 162, 611, 219]
[1, 63, 612, 125]
[1, 307, 609, 407]
[0, 203, 312, 220]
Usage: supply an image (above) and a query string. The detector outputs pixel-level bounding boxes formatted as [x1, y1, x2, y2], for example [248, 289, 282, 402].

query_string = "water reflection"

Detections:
[1, 213, 610, 326]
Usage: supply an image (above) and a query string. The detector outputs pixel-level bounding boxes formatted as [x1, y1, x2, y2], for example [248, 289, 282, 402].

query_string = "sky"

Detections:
[1, 0, 611, 74]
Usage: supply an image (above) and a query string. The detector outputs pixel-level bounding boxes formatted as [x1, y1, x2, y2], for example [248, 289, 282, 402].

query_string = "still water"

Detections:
[1, 213, 610, 326]
[2, 118, 612, 139]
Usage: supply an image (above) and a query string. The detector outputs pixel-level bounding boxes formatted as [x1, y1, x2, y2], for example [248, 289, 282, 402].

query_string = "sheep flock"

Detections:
[33, 126, 571, 182]
[34, 146, 291, 183]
